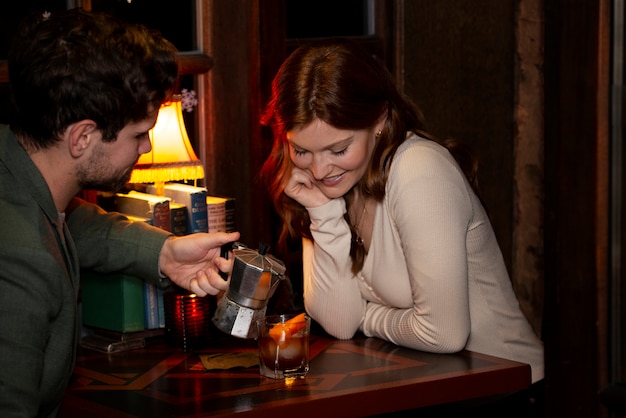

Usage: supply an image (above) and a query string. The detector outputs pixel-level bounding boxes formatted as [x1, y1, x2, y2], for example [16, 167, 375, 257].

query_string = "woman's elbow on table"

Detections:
[306, 307, 361, 340]
[431, 334, 468, 353]
[406, 317, 470, 354]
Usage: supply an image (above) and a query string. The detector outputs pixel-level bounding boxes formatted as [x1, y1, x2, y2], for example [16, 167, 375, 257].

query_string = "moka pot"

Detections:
[212, 243, 286, 339]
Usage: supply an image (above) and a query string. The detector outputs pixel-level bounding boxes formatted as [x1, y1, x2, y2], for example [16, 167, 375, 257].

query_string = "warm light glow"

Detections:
[129, 95, 204, 189]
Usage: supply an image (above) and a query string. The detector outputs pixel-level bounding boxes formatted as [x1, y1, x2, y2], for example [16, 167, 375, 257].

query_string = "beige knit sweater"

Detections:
[302, 134, 544, 383]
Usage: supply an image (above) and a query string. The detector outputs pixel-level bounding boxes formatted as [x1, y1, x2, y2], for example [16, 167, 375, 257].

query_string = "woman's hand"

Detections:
[284, 167, 331, 208]
[159, 231, 240, 296]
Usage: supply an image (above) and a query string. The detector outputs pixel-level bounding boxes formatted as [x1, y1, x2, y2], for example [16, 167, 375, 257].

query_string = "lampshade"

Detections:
[129, 94, 204, 190]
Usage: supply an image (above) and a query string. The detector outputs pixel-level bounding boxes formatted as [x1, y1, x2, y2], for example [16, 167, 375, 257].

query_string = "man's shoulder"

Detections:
[0, 175, 45, 213]
[0, 191, 51, 256]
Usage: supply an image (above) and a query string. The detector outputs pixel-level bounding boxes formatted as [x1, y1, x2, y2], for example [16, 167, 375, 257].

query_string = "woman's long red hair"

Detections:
[259, 38, 478, 273]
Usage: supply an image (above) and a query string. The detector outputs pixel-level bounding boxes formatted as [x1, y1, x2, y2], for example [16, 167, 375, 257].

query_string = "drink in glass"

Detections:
[257, 313, 310, 379]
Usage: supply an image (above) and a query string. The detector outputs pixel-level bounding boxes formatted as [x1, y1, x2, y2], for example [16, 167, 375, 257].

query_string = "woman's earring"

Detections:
[375, 131, 382, 139]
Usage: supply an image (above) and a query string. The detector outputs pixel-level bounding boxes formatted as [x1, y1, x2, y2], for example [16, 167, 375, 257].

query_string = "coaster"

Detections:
[199, 352, 259, 370]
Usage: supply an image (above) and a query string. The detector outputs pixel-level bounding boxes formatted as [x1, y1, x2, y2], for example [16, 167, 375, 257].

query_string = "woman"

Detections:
[259, 38, 544, 385]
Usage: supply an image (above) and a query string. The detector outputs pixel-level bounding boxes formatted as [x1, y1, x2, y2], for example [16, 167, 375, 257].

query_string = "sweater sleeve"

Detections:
[303, 198, 366, 339]
[361, 142, 474, 353]
[66, 197, 172, 285]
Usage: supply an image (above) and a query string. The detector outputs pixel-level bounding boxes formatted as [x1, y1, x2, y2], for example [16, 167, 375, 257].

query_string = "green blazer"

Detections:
[0, 125, 171, 417]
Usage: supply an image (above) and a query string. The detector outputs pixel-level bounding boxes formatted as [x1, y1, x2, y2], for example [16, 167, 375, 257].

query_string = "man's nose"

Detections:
[138, 137, 152, 155]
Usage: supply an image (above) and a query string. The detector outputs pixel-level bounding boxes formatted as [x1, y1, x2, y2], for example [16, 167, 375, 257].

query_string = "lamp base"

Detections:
[153, 181, 165, 196]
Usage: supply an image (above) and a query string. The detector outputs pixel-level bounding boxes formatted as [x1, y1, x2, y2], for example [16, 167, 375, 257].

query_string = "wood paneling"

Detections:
[200, 0, 271, 247]
[543, 0, 611, 416]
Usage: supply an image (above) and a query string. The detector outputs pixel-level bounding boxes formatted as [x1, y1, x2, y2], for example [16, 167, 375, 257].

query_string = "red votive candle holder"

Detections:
[163, 290, 212, 351]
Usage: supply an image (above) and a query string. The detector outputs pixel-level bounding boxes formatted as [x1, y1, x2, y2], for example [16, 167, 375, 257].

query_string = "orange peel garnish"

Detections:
[269, 313, 307, 346]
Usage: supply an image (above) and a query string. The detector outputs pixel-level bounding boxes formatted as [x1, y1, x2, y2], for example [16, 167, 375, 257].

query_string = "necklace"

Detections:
[352, 202, 367, 246]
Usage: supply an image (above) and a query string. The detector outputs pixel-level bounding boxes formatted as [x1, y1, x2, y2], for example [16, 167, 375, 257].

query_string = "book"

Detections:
[157, 287, 165, 328]
[79, 189, 98, 204]
[95, 191, 117, 212]
[114, 191, 171, 330]
[170, 202, 188, 236]
[115, 190, 171, 231]
[81, 271, 145, 333]
[223, 197, 236, 233]
[143, 281, 160, 329]
[141, 276, 168, 330]
[147, 183, 208, 234]
[206, 196, 235, 233]
[206, 196, 226, 233]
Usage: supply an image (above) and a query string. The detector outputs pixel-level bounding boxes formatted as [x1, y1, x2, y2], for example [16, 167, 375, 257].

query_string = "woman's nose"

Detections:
[310, 154, 331, 180]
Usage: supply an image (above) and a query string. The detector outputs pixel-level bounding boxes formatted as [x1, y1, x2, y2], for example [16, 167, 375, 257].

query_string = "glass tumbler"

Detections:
[257, 313, 310, 380]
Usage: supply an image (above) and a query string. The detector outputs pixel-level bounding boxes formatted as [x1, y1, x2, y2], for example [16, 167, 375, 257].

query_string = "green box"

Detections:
[81, 271, 145, 333]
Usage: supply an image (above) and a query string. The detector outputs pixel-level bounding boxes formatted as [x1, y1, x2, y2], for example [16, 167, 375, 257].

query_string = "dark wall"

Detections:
[401, 1, 515, 270]
[543, 0, 609, 416]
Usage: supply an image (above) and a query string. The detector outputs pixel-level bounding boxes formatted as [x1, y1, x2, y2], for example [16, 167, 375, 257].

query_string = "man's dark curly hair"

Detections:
[8, 8, 179, 149]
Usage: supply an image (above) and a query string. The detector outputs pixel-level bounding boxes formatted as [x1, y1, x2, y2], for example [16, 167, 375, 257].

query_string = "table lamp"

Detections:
[129, 94, 211, 350]
[129, 94, 204, 195]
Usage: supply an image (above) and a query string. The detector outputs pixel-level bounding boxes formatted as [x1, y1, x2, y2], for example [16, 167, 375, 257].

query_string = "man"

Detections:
[0, 9, 239, 417]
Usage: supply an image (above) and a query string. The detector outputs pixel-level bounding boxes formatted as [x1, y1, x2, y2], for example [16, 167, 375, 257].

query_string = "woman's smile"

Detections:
[319, 172, 346, 187]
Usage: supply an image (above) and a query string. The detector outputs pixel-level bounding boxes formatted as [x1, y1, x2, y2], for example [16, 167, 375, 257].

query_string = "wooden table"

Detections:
[59, 334, 531, 417]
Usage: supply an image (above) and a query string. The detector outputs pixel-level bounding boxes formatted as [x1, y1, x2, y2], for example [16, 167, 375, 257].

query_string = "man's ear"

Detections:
[67, 120, 98, 158]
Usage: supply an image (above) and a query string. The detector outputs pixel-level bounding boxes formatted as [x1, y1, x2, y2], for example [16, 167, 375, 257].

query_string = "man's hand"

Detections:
[159, 231, 240, 296]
